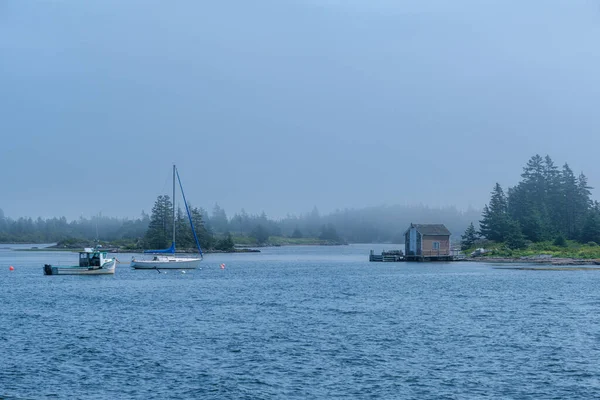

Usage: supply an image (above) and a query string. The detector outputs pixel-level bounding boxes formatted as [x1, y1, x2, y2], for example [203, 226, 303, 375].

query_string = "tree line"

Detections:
[462, 154, 600, 249]
[0, 200, 480, 247]
[0, 208, 149, 245]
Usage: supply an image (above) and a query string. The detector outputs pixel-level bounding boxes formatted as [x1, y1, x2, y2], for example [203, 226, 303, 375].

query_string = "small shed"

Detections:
[404, 223, 451, 260]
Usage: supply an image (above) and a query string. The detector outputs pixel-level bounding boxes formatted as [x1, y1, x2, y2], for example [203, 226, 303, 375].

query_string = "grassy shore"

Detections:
[464, 240, 600, 264]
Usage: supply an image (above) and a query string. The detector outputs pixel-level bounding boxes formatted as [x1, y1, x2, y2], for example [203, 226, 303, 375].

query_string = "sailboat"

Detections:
[131, 165, 203, 270]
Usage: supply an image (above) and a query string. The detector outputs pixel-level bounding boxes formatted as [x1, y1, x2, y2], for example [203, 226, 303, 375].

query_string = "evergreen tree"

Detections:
[479, 183, 510, 242]
[553, 235, 567, 247]
[461, 222, 479, 250]
[0, 208, 7, 234]
[251, 224, 270, 245]
[543, 155, 562, 234]
[575, 172, 593, 233]
[505, 219, 526, 249]
[519, 208, 546, 243]
[175, 207, 191, 249]
[559, 164, 579, 239]
[143, 195, 173, 249]
[230, 208, 249, 235]
[521, 154, 546, 201]
[319, 223, 340, 242]
[189, 206, 214, 250]
[504, 156, 595, 243]
[291, 227, 303, 238]
[508, 154, 552, 241]
[210, 204, 229, 234]
[215, 232, 235, 251]
[580, 204, 600, 244]
[173, 206, 213, 251]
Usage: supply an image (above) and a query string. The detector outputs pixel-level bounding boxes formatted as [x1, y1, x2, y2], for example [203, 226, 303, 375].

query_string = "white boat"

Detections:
[44, 248, 116, 275]
[129, 255, 201, 270]
[131, 164, 203, 270]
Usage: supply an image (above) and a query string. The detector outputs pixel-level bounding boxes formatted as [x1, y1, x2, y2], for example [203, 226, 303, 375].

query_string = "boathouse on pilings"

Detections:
[404, 223, 452, 261]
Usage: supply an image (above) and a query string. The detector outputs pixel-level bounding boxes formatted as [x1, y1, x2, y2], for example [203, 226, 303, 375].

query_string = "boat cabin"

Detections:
[79, 248, 109, 268]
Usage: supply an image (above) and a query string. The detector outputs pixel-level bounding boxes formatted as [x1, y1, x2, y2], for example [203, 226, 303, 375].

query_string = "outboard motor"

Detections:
[44, 264, 53, 275]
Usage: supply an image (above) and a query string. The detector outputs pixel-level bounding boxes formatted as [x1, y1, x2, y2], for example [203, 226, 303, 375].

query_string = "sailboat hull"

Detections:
[130, 256, 201, 270]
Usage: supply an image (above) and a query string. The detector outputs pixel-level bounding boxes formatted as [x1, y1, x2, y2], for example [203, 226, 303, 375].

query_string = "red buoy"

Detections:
[9, 266, 14, 271]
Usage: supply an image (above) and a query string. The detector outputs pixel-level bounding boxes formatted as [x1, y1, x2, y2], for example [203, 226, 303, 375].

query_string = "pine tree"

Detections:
[559, 164, 579, 239]
[189, 206, 213, 250]
[508, 154, 552, 241]
[580, 203, 600, 244]
[319, 223, 340, 242]
[574, 172, 593, 234]
[461, 222, 479, 250]
[479, 183, 510, 242]
[175, 207, 192, 249]
[505, 219, 526, 249]
[144, 195, 173, 249]
[215, 232, 235, 251]
[543, 155, 562, 234]
[521, 154, 546, 201]
[251, 224, 270, 244]
[211, 204, 229, 234]
[291, 227, 303, 238]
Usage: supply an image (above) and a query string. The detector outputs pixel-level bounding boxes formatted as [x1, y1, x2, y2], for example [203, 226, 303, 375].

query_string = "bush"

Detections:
[587, 242, 598, 247]
[215, 233, 235, 252]
[553, 235, 567, 247]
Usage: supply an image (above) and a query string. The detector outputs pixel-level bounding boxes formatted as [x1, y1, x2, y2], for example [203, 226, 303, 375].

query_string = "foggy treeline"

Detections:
[477, 155, 600, 247]
[0, 204, 480, 246]
[0, 209, 149, 245]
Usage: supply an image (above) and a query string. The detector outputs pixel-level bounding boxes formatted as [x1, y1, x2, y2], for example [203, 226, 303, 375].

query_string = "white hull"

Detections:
[131, 256, 201, 270]
[44, 259, 116, 275]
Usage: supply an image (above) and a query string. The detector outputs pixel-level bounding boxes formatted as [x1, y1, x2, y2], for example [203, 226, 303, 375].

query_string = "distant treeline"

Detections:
[465, 154, 600, 249]
[0, 201, 480, 247]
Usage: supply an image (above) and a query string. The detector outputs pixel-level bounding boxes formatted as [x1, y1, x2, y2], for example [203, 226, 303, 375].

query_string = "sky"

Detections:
[1, 0, 600, 220]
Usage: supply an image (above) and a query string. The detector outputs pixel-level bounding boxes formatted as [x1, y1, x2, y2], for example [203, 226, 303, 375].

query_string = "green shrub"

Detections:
[553, 235, 567, 247]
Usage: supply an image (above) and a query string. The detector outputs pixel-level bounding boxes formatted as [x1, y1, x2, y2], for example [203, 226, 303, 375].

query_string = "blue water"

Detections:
[1, 244, 600, 399]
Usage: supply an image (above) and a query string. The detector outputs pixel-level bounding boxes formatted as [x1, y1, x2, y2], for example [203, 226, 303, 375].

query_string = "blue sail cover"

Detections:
[144, 242, 176, 254]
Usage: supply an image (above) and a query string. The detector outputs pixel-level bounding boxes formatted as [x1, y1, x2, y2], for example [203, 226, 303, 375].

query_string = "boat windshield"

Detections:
[78, 252, 103, 267]
[90, 253, 101, 267]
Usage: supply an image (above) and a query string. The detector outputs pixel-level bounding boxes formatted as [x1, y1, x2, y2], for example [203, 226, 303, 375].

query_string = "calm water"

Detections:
[1, 244, 600, 399]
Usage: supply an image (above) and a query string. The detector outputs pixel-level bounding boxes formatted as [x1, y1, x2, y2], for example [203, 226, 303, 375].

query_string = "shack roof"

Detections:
[406, 223, 451, 236]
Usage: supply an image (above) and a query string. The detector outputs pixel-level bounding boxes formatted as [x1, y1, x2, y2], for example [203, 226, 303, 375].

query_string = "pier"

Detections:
[369, 248, 464, 262]
[369, 250, 404, 262]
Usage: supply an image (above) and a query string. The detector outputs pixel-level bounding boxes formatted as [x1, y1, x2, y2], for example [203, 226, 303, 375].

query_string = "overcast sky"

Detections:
[1, 0, 600, 220]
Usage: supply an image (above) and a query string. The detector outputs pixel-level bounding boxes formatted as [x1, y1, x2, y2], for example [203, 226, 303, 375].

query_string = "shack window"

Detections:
[432, 242, 440, 250]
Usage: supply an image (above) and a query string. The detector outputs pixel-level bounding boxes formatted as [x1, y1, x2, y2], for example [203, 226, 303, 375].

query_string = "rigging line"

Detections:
[175, 167, 204, 258]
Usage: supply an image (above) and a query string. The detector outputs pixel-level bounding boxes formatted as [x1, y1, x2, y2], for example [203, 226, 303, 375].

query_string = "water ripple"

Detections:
[1, 247, 600, 398]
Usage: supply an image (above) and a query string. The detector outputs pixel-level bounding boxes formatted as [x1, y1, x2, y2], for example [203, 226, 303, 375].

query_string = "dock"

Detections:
[369, 249, 464, 262]
[369, 250, 404, 262]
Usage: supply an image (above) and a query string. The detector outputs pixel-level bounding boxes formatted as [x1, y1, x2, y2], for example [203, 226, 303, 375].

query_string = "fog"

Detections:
[1, 0, 599, 220]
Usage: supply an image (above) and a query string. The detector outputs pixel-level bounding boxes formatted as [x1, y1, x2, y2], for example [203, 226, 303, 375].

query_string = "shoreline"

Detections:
[465, 257, 600, 266]
[15, 247, 262, 254]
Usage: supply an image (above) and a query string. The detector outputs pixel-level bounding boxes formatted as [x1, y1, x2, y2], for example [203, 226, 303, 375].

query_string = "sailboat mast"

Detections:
[172, 164, 176, 247]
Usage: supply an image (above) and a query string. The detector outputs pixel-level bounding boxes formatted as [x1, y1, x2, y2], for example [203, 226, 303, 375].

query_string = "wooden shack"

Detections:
[404, 223, 452, 261]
